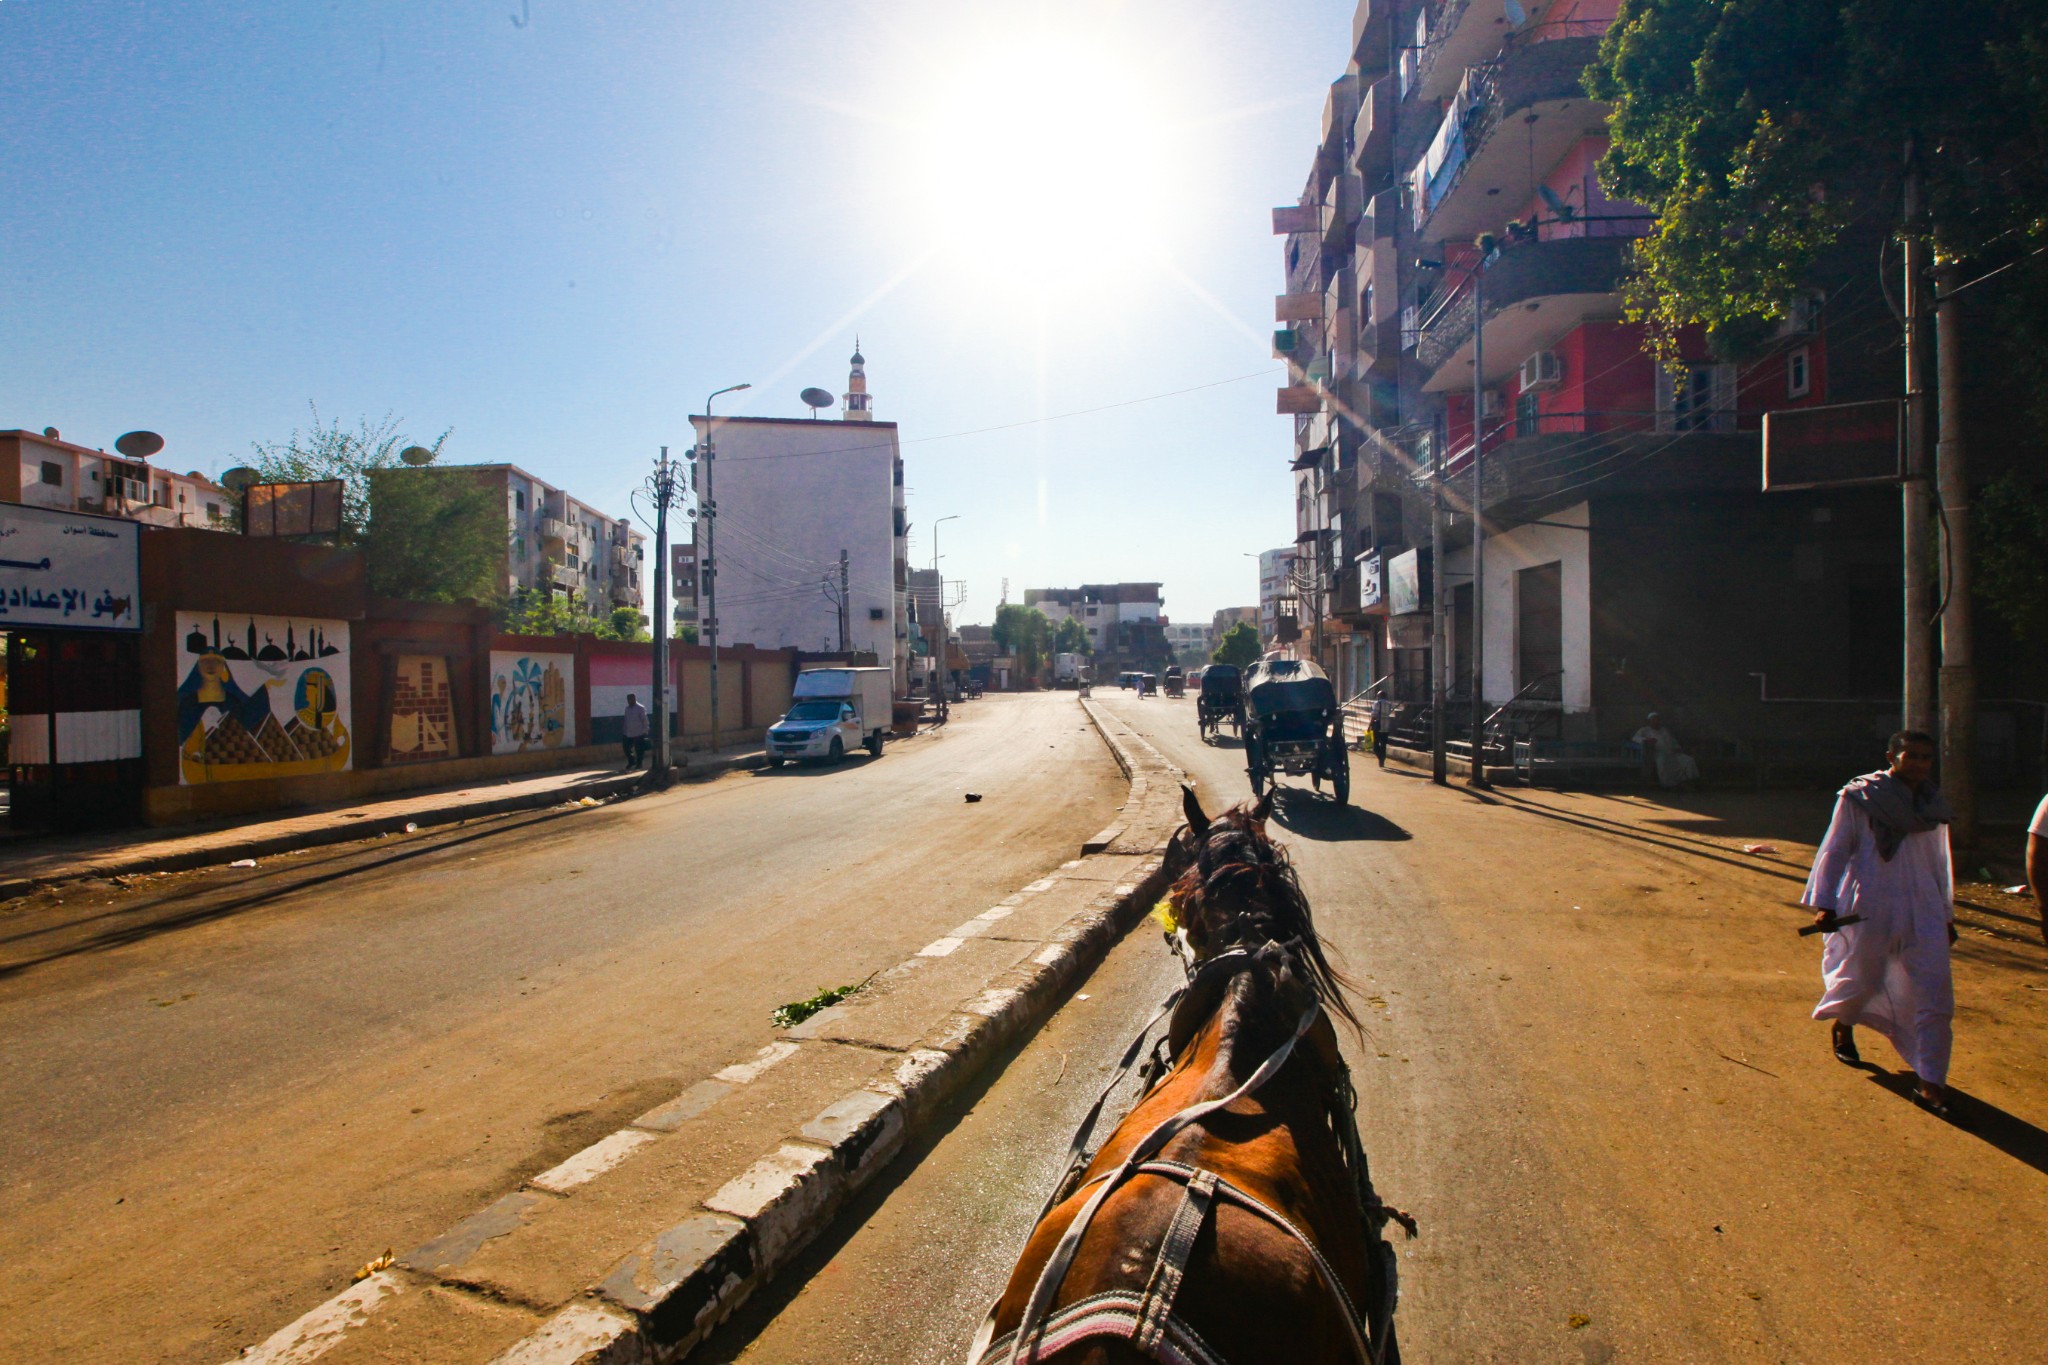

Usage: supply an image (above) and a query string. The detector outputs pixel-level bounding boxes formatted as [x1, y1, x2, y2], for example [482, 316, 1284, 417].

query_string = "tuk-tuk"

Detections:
[1163, 666, 1185, 698]
[1242, 657, 1348, 804]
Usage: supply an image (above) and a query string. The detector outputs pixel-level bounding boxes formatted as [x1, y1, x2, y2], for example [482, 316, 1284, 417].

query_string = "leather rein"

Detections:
[966, 944, 1413, 1365]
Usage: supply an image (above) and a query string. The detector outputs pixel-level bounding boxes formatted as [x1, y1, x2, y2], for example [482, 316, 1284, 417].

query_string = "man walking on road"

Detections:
[1368, 687, 1390, 769]
[620, 693, 650, 770]
[2029, 792, 2047, 947]
[1805, 731, 1959, 1117]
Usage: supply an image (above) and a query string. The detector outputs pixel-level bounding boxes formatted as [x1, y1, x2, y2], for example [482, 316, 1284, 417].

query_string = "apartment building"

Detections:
[1256, 548, 1298, 650]
[2, 428, 231, 530]
[1273, 0, 1906, 768]
[1024, 583, 1170, 676]
[418, 464, 644, 609]
[1163, 621, 1212, 667]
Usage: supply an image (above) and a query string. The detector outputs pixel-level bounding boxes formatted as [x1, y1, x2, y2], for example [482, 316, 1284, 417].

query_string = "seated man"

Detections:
[1631, 711, 1700, 789]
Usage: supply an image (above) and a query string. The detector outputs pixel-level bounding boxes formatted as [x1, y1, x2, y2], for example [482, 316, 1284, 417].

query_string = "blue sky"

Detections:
[1, 0, 1352, 626]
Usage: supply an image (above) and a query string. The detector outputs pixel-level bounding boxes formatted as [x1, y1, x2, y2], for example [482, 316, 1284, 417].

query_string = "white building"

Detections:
[1024, 583, 1169, 675]
[2, 428, 231, 529]
[1163, 621, 1211, 665]
[1257, 547, 1298, 647]
[688, 347, 909, 690]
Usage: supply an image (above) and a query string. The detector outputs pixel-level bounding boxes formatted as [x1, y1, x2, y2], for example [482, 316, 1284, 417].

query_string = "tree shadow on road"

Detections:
[1269, 789, 1411, 842]
[1859, 1067, 2048, 1176]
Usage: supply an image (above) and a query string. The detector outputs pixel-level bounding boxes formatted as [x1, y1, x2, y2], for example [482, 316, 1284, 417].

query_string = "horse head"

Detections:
[1167, 785, 1358, 1041]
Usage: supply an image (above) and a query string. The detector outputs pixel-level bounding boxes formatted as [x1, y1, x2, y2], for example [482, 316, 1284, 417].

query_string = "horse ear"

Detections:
[1250, 792, 1273, 824]
[1181, 784, 1210, 840]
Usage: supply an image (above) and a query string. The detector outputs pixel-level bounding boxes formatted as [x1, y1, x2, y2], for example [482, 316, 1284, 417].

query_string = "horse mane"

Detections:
[1170, 800, 1360, 1035]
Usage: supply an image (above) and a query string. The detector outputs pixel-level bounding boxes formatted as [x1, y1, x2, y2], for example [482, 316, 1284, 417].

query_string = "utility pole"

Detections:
[1935, 260, 1976, 847]
[698, 382, 751, 763]
[1430, 401, 1448, 786]
[645, 445, 680, 783]
[838, 550, 850, 653]
[1469, 238, 1494, 789]
[1902, 142, 1938, 738]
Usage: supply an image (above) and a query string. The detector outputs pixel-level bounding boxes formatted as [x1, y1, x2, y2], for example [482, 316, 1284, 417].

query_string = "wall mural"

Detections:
[490, 650, 573, 754]
[387, 654, 455, 764]
[176, 613, 351, 784]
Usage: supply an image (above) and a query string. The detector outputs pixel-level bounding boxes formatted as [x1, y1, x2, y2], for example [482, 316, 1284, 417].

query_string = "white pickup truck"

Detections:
[766, 666, 893, 765]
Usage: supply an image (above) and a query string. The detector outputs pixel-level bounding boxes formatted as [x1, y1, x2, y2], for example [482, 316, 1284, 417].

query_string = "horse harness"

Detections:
[967, 947, 1414, 1365]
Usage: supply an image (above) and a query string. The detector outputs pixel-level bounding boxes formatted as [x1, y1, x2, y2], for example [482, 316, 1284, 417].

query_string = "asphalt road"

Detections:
[0, 692, 1123, 1364]
[721, 690, 2048, 1365]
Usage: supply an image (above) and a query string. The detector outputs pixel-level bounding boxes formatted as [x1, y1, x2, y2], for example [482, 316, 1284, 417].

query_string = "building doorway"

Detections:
[1517, 562, 1564, 702]
[7, 630, 145, 830]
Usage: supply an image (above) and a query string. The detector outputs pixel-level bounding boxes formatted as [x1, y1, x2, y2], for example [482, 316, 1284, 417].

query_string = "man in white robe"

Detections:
[1631, 713, 1700, 788]
[1805, 730, 1958, 1116]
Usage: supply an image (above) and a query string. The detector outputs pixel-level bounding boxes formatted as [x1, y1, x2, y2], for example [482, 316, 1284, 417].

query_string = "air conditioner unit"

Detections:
[1519, 350, 1563, 391]
[1773, 291, 1823, 338]
[1478, 389, 1505, 418]
[1272, 328, 1300, 353]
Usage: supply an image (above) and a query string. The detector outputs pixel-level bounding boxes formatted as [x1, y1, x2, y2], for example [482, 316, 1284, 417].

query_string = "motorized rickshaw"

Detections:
[1196, 663, 1243, 741]
[1242, 657, 1349, 804]
[1163, 666, 1185, 699]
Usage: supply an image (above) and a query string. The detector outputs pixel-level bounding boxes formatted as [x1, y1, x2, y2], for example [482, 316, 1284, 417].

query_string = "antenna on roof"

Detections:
[115, 430, 165, 459]
[399, 445, 435, 466]
[800, 387, 835, 418]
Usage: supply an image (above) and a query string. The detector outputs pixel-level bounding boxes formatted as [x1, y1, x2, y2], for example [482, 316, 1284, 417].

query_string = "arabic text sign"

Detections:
[0, 504, 141, 631]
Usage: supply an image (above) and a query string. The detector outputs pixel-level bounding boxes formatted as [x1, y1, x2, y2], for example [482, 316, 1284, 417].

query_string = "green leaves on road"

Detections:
[771, 979, 870, 1029]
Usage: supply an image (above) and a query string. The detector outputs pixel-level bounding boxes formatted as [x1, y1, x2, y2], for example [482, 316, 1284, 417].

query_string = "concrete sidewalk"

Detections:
[0, 743, 769, 900]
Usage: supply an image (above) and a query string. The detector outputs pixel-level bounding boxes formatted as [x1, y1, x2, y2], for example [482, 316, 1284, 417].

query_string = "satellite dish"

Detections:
[115, 430, 165, 459]
[399, 445, 435, 466]
[800, 387, 835, 418]
[221, 466, 260, 493]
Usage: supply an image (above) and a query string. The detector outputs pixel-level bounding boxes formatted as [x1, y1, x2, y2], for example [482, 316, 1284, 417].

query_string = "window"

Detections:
[868, 607, 886, 621]
[1515, 389, 1541, 437]
[513, 537, 526, 559]
[206, 501, 221, 519]
[1656, 362, 1736, 432]
[40, 460, 61, 485]
[1787, 346, 1811, 399]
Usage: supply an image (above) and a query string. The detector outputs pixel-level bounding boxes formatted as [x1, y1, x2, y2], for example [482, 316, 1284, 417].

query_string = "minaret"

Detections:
[843, 339, 874, 422]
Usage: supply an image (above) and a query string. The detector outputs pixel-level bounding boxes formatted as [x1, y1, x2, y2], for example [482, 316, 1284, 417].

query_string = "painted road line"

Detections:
[529, 1129, 659, 1194]
[711, 1040, 800, 1085]
[228, 1270, 404, 1365]
[917, 937, 963, 958]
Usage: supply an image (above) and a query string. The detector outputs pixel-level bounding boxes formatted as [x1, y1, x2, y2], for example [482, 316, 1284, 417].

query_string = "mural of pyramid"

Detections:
[283, 715, 339, 760]
[201, 716, 264, 765]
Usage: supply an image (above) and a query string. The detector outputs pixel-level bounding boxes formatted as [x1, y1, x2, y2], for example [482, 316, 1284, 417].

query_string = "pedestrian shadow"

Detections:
[1269, 791, 1411, 842]
[1863, 1069, 2048, 1175]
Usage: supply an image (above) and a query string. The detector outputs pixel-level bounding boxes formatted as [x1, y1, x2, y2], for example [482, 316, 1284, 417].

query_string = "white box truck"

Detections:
[1054, 652, 1091, 688]
[766, 666, 893, 765]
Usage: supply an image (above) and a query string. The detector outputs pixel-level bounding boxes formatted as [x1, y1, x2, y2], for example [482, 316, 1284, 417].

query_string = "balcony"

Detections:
[1408, 34, 1606, 243]
[1415, 234, 1633, 390]
[1320, 170, 1361, 249]
[1318, 75, 1360, 172]
[1414, 0, 1594, 102]
[1275, 292, 1325, 324]
[539, 516, 570, 547]
[1350, 0, 1393, 77]
[1277, 385, 1327, 416]
[1351, 78, 1396, 179]
[1272, 203, 1326, 236]
[1358, 187, 1396, 244]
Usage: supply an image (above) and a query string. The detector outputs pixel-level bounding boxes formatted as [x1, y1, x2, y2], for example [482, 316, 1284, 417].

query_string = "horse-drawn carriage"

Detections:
[1195, 663, 1243, 741]
[1243, 657, 1349, 804]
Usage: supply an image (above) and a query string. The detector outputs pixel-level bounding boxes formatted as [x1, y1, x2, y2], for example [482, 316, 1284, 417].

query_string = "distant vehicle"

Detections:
[1242, 657, 1348, 804]
[767, 666, 892, 765]
[1163, 665, 1185, 699]
[1053, 652, 1092, 688]
[1118, 671, 1141, 690]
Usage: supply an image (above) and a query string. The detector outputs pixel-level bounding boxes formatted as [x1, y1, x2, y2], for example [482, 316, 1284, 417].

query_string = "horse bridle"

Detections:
[966, 944, 1412, 1365]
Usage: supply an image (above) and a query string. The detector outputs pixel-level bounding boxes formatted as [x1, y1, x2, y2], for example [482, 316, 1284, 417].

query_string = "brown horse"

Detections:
[969, 788, 1408, 1365]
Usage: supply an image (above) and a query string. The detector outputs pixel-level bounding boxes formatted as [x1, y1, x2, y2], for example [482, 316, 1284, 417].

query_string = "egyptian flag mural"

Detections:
[175, 613, 351, 784]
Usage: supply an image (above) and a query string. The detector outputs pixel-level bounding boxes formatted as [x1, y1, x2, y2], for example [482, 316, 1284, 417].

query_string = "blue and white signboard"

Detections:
[0, 503, 142, 632]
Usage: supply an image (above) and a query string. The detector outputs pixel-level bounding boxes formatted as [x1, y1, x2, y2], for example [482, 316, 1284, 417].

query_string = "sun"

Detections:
[893, 19, 1177, 294]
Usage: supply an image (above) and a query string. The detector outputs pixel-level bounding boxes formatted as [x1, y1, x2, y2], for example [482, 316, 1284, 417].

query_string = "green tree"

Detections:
[993, 604, 1051, 679]
[601, 605, 651, 642]
[1053, 615, 1091, 656]
[1585, 1, 2048, 358]
[673, 620, 700, 644]
[249, 406, 504, 605]
[502, 586, 603, 636]
[1212, 621, 1261, 668]
[1976, 476, 2048, 643]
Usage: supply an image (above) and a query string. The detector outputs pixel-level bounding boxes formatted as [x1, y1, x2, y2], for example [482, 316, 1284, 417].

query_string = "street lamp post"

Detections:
[1469, 236, 1497, 789]
[931, 514, 958, 716]
[697, 382, 751, 764]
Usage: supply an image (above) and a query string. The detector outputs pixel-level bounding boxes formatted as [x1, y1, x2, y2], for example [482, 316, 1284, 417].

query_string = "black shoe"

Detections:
[1831, 1025, 1860, 1066]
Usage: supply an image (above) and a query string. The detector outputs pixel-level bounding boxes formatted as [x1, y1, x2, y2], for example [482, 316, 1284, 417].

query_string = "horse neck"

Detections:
[1197, 968, 1326, 1117]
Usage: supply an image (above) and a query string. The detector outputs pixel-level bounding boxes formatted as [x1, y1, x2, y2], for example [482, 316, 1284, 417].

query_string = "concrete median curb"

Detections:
[226, 697, 1187, 1365]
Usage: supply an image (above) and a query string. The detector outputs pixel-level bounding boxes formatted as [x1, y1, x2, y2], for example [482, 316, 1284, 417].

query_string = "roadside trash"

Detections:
[229, 858, 257, 868]
[964, 792, 983, 803]
[574, 796, 602, 807]
[2004, 884, 2033, 897]
[352, 1249, 394, 1283]
[1076, 993, 1092, 1001]
[1741, 843, 1780, 855]
[403, 822, 419, 833]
